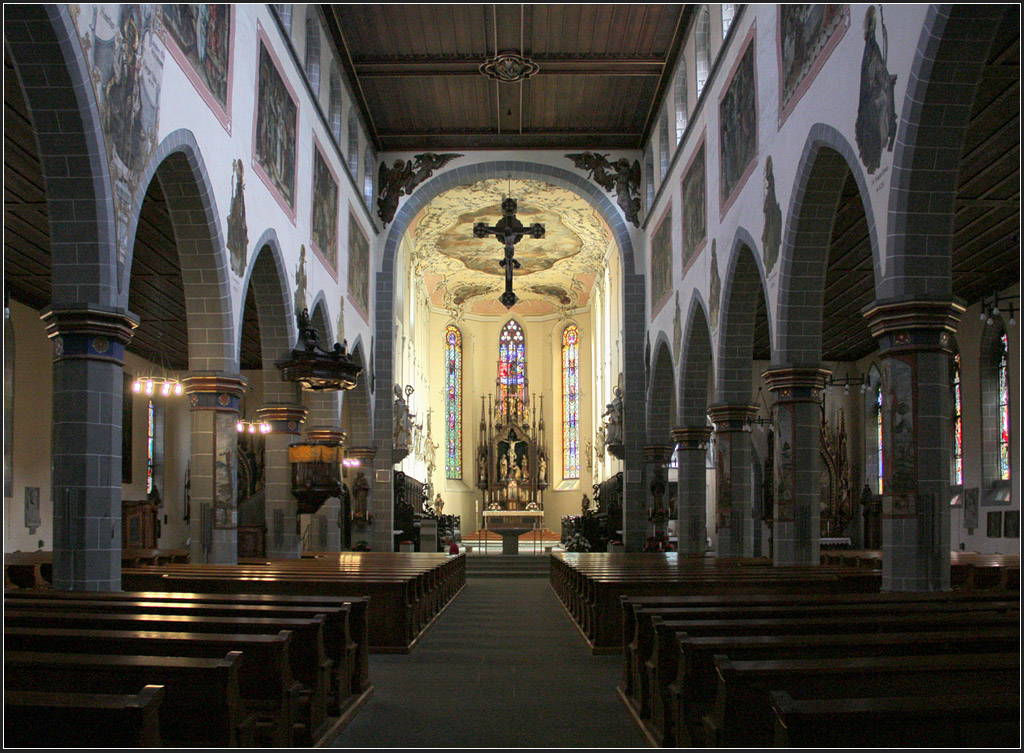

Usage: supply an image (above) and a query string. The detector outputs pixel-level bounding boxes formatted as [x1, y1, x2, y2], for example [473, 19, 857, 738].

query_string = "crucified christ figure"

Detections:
[473, 197, 545, 309]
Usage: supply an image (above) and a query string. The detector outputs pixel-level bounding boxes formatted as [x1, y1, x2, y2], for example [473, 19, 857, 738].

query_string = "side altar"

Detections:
[474, 360, 550, 554]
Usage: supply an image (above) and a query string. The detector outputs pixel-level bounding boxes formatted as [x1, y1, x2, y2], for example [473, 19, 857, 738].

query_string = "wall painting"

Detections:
[719, 28, 758, 216]
[777, 5, 849, 126]
[855, 5, 898, 174]
[294, 244, 307, 315]
[762, 156, 782, 275]
[883, 355, 916, 517]
[348, 212, 370, 322]
[311, 139, 340, 276]
[709, 240, 721, 331]
[227, 159, 248, 276]
[160, 4, 233, 130]
[680, 138, 707, 275]
[650, 208, 673, 317]
[69, 4, 164, 272]
[253, 29, 298, 219]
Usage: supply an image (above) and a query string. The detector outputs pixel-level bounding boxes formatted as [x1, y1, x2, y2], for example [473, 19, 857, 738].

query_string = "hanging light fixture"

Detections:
[236, 419, 271, 434]
[131, 334, 184, 398]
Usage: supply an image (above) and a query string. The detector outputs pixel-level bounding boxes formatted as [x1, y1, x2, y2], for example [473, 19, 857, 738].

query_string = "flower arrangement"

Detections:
[564, 532, 592, 552]
[525, 501, 539, 511]
[351, 512, 374, 526]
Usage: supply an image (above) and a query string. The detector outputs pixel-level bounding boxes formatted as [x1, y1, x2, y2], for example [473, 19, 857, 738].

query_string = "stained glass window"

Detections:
[953, 351, 963, 486]
[696, 9, 711, 98]
[876, 387, 884, 494]
[445, 325, 462, 479]
[674, 59, 688, 144]
[721, 4, 736, 38]
[998, 332, 1010, 481]
[498, 320, 526, 419]
[147, 399, 155, 495]
[562, 325, 580, 479]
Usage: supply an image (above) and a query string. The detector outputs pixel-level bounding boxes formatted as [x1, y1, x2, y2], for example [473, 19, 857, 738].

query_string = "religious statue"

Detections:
[538, 453, 547, 483]
[565, 152, 642, 227]
[377, 153, 463, 225]
[477, 446, 488, 486]
[434, 493, 444, 516]
[581, 494, 591, 515]
[499, 453, 508, 480]
[393, 384, 413, 449]
[351, 469, 370, 519]
[602, 387, 624, 446]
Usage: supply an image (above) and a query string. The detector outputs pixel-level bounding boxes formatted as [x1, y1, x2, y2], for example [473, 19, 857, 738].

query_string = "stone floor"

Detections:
[332, 577, 645, 748]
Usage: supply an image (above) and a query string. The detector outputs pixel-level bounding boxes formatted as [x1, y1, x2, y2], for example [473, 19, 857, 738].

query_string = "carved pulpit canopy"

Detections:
[276, 309, 362, 391]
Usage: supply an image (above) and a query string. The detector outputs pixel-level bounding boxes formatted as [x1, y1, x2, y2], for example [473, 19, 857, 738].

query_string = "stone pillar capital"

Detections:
[643, 445, 674, 464]
[707, 404, 759, 432]
[182, 372, 248, 413]
[255, 403, 308, 434]
[40, 305, 139, 365]
[671, 426, 712, 449]
[762, 366, 831, 402]
[862, 298, 965, 354]
[346, 446, 378, 462]
[306, 427, 347, 446]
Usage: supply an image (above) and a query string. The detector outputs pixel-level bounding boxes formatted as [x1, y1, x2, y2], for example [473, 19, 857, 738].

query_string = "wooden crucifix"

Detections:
[473, 197, 545, 309]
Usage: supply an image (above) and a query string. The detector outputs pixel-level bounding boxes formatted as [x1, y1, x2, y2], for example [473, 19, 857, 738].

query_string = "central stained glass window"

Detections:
[498, 320, 526, 419]
[562, 325, 580, 479]
[445, 325, 462, 479]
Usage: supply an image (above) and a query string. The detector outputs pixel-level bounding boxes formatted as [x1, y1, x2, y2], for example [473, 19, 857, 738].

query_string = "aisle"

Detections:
[332, 577, 644, 748]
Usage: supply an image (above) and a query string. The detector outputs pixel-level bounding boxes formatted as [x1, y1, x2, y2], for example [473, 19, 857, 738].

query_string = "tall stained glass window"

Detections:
[952, 351, 963, 485]
[562, 325, 580, 479]
[876, 388, 884, 494]
[445, 325, 462, 479]
[498, 320, 526, 418]
[695, 9, 711, 98]
[147, 400, 156, 494]
[998, 332, 1010, 480]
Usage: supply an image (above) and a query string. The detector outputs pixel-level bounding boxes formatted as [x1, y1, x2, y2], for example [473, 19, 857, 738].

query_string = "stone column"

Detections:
[345, 446, 378, 550]
[763, 367, 831, 566]
[672, 426, 712, 554]
[863, 298, 964, 591]
[306, 427, 345, 551]
[644, 445, 674, 548]
[256, 403, 308, 560]
[182, 373, 248, 565]
[707, 404, 759, 558]
[41, 306, 138, 591]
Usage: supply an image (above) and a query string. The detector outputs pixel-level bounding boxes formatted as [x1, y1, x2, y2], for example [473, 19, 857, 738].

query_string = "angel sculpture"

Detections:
[565, 152, 642, 227]
[377, 153, 463, 225]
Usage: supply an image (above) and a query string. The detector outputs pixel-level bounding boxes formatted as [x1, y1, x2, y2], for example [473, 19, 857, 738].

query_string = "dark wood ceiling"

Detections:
[323, 4, 689, 151]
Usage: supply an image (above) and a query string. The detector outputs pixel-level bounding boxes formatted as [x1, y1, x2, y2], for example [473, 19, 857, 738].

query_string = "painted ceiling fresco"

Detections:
[408, 179, 611, 317]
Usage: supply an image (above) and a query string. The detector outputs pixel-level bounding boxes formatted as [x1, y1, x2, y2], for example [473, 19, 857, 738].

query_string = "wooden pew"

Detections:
[703, 652, 1021, 747]
[5, 651, 255, 747]
[770, 689, 1021, 748]
[3, 608, 332, 744]
[668, 623, 1020, 748]
[5, 589, 372, 697]
[4, 685, 165, 748]
[4, 626, 300, 747]
[5, 595, 354, 716]
[631, 596, 1019, 737]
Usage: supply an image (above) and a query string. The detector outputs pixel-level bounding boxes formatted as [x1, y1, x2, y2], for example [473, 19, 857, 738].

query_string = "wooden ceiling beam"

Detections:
[353, 59, 665, 77]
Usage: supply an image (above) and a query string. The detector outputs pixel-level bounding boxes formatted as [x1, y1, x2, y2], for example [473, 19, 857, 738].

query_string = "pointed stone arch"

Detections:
[716, 230, 771, 403]
[124, 130, 236, 373]
[679, 292, 715, 427]
[775, 124, 881, 367]
[5, 4, 118, 308]
[647, 334, 677, 444]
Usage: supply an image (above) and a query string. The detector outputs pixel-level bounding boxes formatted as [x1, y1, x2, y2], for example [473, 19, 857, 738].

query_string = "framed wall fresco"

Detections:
[252, 24, 298, 221]
[160, 4, 234, 131]
[776, 5, 849, 127]
[680, 136, 707, 277]
[719, 25, 758, 218]
[650, 207, 673, 317]
[69, 4, 164, 272]
[311, 138, 340, 278]
[348, 210, 370, 322]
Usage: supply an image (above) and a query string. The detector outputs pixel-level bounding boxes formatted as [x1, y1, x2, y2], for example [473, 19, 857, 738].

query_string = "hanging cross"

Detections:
[474, 198, 545, 309]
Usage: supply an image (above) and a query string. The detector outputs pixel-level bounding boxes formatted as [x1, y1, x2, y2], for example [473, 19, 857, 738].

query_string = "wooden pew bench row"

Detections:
[612, 588, 1019, 748]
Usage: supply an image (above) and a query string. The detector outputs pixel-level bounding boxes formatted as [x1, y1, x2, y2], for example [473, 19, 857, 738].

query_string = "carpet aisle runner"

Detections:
[332, 576, 645, 748]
